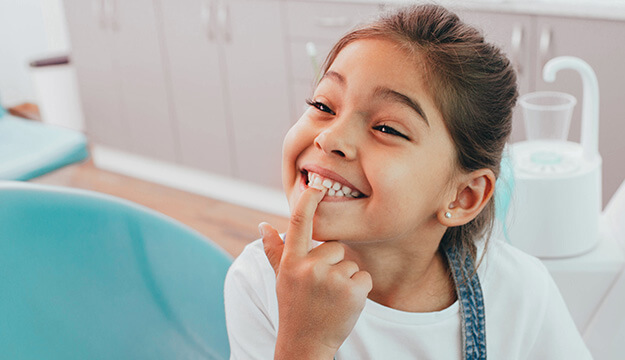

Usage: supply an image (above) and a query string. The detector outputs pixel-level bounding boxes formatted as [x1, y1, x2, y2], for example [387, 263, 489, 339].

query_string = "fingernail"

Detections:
[258, 222, 267, 237]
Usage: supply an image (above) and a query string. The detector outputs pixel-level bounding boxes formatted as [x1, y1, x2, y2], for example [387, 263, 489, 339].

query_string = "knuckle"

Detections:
[327, 241, 345, 256]
[294, 259, 323, 281]
[353, 271, 372, 289]
[343, 260, 358, 272]
[289, 210, 308, 228]
[328, 267, 345, 284]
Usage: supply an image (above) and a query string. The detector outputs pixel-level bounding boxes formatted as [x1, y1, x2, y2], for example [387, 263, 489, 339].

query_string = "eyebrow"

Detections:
[373, 87, 429, 127]
[320, 70, 346, 85]
[320, 70, 429, 127]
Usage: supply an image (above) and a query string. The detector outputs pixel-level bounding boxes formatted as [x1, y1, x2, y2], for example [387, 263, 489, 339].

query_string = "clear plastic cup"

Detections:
[519, 91, 576, 142]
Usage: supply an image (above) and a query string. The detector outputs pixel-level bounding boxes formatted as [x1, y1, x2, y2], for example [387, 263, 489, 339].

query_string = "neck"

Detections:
[343, 230, 456, 313]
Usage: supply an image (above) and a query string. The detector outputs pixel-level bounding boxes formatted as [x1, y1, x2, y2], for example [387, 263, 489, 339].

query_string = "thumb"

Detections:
[260, 222, 283, 274]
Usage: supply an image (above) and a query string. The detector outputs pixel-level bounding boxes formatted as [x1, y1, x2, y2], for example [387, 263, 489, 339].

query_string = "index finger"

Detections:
[284, 186, 327, 257]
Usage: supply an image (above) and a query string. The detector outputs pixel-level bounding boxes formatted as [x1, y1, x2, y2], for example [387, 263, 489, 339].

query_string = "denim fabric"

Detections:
[445, 246, 487, 360]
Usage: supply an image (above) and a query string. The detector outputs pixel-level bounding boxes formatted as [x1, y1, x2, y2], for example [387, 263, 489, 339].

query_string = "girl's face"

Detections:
[282, 38, 458, 245]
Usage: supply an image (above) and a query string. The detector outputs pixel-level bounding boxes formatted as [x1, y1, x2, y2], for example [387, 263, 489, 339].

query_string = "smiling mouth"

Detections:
[302, 170, 366, 198]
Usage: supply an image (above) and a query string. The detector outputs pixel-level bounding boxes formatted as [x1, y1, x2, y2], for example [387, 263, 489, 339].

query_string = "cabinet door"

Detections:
[223, 0, 292, 189]
[63, 0, 130, 151]
[533, 16, 625, 206]
[456, 10, 536, 143]
[109, 0, 178, 162]
[157, 0, 233, 176]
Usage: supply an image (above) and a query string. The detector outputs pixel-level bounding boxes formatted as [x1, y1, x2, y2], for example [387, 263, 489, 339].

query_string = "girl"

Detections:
[225, 4, 591, 359]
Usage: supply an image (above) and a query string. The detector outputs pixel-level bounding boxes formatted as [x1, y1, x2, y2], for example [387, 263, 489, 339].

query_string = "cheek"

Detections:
[365, 156, 440, 219]
[281, 119, 316, 202]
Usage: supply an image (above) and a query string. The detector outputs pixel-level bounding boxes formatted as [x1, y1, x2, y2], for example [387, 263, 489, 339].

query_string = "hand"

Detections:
[261, 187, 373, 360]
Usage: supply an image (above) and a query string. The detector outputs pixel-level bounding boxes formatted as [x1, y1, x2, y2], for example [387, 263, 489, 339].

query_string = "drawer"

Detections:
[285, 1, 382, 41]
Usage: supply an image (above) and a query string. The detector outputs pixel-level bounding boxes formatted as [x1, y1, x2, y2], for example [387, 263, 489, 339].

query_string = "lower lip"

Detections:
[299, 173, 358, 202]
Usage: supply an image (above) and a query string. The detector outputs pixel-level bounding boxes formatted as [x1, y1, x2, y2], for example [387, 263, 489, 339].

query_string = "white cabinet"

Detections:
[67, 0, 291, 189]
[157, 0, 233, 176]
[223, 0, 291, 188]
[63, 0, 129, 152]
[64, 0, 178, 162]
[158, 0, 291, 188]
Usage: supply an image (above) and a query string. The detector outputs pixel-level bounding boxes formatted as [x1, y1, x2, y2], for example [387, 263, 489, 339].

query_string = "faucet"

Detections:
[543, 56, 600, 161]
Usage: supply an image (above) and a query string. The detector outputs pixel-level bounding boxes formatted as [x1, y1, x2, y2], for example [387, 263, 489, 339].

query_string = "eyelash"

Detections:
[305, 99, 410, 141]
[305, 99, 335, 115]
[373, 124, 410, 141]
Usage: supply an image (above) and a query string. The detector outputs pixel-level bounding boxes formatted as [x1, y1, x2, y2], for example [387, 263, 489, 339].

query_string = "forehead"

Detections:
[323, 39, 444, 128]
[328, 38, 430, 98]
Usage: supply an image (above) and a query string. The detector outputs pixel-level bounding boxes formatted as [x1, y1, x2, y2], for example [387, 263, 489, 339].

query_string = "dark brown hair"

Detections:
[319, 4, 518, 263]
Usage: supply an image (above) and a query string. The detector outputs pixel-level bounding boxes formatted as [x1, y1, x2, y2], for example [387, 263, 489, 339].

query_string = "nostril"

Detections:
[332, 150, 346, 157]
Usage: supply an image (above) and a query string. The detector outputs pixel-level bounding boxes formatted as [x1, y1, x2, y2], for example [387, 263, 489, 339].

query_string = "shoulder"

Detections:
[225, 238, 278, 314]
[478, 239, 591, 358]
[224, 238, 279, 327]
[478, 238, 551, 294]
[478, 238, 557, 331]
[224, 239, 282, 358]
[226, 238, 275, 288]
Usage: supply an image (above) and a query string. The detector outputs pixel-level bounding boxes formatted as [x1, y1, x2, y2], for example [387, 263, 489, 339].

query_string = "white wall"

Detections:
[0, 0, 70, 106]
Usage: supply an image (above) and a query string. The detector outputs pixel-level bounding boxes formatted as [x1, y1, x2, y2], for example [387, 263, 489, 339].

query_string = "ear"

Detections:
[438, 169, 496, 227]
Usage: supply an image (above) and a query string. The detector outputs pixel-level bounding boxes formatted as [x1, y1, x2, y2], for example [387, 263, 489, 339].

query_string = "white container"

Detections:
[30, 55, 84, 132]
[508, 56, 602, 258]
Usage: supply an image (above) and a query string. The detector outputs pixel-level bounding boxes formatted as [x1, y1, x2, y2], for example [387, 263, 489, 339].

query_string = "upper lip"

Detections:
[301, 164, 367, 196]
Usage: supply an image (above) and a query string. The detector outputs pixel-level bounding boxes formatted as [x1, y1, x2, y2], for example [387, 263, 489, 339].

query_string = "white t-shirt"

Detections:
[224, 238, 592, 359]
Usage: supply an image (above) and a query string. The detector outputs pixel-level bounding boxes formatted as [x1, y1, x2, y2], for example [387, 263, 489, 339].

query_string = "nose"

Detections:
[314, 116, 358, 160]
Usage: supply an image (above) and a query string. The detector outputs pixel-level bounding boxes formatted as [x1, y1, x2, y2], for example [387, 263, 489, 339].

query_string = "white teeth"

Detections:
[305, 171, 362, 198]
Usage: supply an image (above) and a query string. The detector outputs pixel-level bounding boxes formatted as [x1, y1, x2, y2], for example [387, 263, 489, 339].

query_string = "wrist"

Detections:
[274, 335, 337, 360]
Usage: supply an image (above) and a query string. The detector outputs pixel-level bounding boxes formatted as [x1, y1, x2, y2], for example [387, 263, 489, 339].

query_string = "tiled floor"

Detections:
[30, 158, 290, 258]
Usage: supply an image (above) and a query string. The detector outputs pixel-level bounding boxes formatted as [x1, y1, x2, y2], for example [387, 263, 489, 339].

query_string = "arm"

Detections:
[525, 267, 593, 360]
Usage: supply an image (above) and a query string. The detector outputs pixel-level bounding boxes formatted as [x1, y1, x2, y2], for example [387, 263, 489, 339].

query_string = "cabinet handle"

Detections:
[93, 0, 107, 29]
[201, 0, 215, 40]
[510, 25, 523, 76]
[218, 3, 232, 43]
[103, 0, 118, 31]
[315, 16, 349, 28]
[539, 26, 552, 69]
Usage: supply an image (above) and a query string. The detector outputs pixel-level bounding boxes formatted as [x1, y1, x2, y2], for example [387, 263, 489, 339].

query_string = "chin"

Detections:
[311, 217, 357, 242]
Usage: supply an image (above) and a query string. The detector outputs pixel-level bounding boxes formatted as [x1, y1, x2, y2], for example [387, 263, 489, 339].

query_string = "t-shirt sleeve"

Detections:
[224, 240, 279, 360]
[525, 263, 593, 359]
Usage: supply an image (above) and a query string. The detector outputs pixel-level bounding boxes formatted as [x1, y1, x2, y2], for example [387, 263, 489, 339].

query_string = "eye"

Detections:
[306, 99, 336, 115]
[373, 124, 410, 141]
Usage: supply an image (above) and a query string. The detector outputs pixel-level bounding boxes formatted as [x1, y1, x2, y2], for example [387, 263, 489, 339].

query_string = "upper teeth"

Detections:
[307, 172, 361, 198]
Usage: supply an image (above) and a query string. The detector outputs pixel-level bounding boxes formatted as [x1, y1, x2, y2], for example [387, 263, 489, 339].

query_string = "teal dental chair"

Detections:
[0, 105, 88, 180]
[0, 182, 232, 359]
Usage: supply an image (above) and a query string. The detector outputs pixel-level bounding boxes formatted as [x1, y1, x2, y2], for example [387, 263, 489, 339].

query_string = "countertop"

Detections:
[286, 0, 625, 22]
